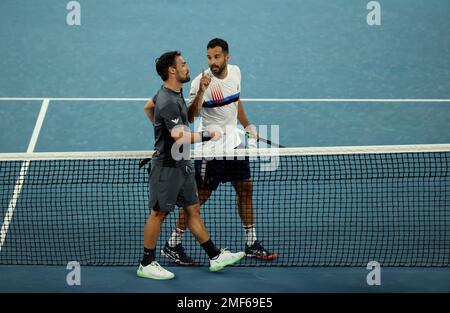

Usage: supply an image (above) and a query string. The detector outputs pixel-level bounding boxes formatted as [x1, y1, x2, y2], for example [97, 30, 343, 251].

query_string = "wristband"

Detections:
[201, 131, 212, 142]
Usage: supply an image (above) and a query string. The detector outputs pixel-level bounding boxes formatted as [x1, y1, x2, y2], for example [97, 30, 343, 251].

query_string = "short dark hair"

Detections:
[155, 51, 181, 81]
[207, 38, 229, 54]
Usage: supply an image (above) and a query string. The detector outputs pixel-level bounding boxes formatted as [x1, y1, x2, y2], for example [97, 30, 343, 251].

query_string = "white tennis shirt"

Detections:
[189, 64, 242, 152]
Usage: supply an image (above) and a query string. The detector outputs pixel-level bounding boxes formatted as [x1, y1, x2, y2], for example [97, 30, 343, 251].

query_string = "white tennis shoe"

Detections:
[137, 261, 175, 280]
[209, 249, 245, 272]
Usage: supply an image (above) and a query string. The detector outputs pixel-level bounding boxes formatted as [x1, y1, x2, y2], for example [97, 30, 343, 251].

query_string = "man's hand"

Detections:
[245, 124, 258, 149]
[209, 130, 222, 141]
[188, 69, 211, 122]
[245, 124, 258, 139]
[199, 68, 211, 93]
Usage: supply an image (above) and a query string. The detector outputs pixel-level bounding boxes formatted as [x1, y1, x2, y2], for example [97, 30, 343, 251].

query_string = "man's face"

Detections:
[174, 55, 190, 83]
[207, 46, 228, 76]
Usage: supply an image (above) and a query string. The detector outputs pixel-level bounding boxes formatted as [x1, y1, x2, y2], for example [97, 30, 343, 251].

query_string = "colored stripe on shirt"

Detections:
[203, 92, 240, 108]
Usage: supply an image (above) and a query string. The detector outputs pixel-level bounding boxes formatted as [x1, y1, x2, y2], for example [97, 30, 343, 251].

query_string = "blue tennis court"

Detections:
[1, 0, 450, 294]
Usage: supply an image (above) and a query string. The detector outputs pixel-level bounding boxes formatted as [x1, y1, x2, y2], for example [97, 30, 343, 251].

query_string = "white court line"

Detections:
[0, 97, 450, 102]
[0, 99, 49, 251]
[27, 99, 50, 153]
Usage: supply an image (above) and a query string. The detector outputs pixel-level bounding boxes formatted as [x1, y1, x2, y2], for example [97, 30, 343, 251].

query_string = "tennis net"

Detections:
[1, 145, 449, 266]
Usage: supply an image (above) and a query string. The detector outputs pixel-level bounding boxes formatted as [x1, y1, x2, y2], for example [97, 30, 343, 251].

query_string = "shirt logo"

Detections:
[171, 118, 179, 124]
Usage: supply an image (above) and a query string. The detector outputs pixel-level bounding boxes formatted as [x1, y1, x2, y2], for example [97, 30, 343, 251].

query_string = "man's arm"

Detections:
[237, 100, 251, 128]
[187, 69, 211, 123]
[144, 99, 155, 123]
[170, 126, 220, 144]
[237, 100, 258, 139]
[159, 103, 220, 144]
[187, 92, 205, 123]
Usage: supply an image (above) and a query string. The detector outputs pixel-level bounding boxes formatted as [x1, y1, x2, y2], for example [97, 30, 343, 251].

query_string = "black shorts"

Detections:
[194, 157, 251, 191]
[148, 159, 199, 212]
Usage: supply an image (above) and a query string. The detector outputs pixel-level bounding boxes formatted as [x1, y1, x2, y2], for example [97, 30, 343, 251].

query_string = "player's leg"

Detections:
[171, 185, 213, 232]
[163, 159, 217, 264]
[230, 159, 278, 261]
[184, 201, 245, 271]
[137, 165, 180, 279]
[138, 206, 176, 280]
[181, 162, 245, 271]
[232, 179, 254, 227]
[143, 207, 168, 249]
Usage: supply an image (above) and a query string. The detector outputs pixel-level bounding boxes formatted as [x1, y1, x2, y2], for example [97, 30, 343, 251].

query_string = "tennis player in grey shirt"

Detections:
[137, 50, 245, 280]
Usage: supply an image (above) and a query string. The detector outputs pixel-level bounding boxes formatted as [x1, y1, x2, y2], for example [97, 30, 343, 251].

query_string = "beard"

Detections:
[178, 72, 191, 83]
[210, 63, 226, 76]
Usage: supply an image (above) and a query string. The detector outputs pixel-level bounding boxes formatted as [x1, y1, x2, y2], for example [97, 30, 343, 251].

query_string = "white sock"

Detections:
[243, 225, 257, 246]
[168, 228, 185, 247]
